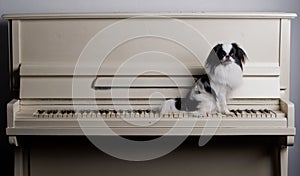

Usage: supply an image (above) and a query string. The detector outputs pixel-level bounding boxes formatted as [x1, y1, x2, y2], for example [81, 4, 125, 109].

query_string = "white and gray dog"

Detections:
[161, 43, 247, 115]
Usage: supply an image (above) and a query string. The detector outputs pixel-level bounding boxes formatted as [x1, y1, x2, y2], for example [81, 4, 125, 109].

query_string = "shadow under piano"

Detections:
[3, 12, 297, 176]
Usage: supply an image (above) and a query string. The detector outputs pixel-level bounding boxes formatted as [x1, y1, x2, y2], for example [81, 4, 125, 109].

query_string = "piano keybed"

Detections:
[32, 109, 283, 119]
[10, 106, 288, 134]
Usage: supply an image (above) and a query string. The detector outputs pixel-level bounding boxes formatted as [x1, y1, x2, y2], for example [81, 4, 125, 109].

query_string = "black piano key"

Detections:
[137, 110, 143, 114]
[245, 109, 251, 113]
[37, 110, 45, 114]
[264, 109, 271, 113]
[236, 109, 243, 114]
[52, 110, 58, 114]
[230, 110, 237, 115]
[250, 109, 257, 113]
[145, 109, 150, 113]
[258, 109, 265, 113]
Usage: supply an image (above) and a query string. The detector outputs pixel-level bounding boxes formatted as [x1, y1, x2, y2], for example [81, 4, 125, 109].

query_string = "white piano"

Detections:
[4, 12, 296, 176]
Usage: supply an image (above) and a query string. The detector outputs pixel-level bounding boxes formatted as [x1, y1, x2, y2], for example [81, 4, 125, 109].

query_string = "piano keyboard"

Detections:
[32, 109, 283, 119]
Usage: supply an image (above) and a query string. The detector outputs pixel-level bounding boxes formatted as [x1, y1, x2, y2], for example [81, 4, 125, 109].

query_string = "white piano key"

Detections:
[149, 112, 154, 118]
[173, 113, 179, 118]
[110, 112, 116, 118]
[116, 112, 121, 118]
[91, 112, 96, 118]
[75, 112, 81, 118]
[183, 112, 188, 118]
[33, 112, 39, 118]
[144, 112, 149, 118]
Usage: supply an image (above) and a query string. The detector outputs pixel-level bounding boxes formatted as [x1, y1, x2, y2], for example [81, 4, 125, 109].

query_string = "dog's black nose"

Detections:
[225, 55, 230, 59]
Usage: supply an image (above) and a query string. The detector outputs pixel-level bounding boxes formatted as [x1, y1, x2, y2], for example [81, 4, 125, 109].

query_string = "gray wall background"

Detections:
[0, 0, 299, 175]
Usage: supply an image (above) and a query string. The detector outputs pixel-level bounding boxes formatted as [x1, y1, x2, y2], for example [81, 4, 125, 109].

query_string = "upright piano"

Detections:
[4, 12, 296, 176]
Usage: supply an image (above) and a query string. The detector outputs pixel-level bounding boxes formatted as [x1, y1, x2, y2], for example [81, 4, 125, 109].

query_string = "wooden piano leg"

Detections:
[14, 147, 29, 176]
[280, 146, 288, 176]
[280, 136, 294, 176]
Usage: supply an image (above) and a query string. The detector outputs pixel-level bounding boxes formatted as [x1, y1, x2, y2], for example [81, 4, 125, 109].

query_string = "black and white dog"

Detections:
[160, 43, 247, 115]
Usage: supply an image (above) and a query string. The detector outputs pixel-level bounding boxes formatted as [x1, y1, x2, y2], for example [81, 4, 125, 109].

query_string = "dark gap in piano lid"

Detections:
[120, 136, 161, 141]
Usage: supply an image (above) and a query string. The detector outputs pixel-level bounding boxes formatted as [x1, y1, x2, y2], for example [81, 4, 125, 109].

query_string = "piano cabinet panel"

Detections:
[24, 136, 280, 176]
[15, 18, 280, 66]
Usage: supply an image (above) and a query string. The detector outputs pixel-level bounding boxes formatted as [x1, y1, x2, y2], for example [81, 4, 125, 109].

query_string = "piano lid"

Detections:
[2, 12, 297, 19]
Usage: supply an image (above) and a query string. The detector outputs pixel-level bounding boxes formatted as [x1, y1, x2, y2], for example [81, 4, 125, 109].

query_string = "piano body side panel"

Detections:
[7, 99, 19, 129]
[11, 20, 21, 97]
[7, 99, 20, 147]
[278, 19, 295, 146]
[280, 99, 295, 129]
[11, 20, 21, 75]
[280, 19, 291, 99]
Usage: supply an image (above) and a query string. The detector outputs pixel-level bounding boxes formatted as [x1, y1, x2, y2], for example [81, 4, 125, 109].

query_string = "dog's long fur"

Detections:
[161, 43, 247, 115]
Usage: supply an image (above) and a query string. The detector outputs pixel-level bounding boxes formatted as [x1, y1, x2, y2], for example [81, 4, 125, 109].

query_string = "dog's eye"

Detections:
[230, 53, 234, 56]
[195, 90, 201, 94]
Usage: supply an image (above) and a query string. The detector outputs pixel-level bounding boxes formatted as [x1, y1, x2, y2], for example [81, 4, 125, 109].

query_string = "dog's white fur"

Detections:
[160, 43, 245, 115]
[160, 99, 180, 114]
[208, 61, 243, 114]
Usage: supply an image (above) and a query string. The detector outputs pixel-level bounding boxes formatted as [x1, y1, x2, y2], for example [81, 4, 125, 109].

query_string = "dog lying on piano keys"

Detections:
[160, 43, 247, 115]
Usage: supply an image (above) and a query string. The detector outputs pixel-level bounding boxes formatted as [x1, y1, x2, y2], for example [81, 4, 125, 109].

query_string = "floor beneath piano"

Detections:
[22, 136, 282, 176]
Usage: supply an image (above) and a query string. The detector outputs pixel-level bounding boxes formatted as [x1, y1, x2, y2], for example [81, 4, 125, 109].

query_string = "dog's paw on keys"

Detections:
[220, 109, 233, 115]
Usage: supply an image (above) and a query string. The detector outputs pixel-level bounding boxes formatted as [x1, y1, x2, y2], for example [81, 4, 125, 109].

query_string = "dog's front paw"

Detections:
[220, 108, 232, 115]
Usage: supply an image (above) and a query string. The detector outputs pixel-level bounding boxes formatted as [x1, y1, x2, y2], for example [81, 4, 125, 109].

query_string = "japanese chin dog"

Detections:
[160, 43, 247, 115]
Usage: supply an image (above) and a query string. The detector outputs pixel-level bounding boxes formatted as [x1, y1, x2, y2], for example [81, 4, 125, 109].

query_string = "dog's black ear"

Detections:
[205, 44, 222, 73]
[232, 43, 247, 64]
[213, 43, 222, 53]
